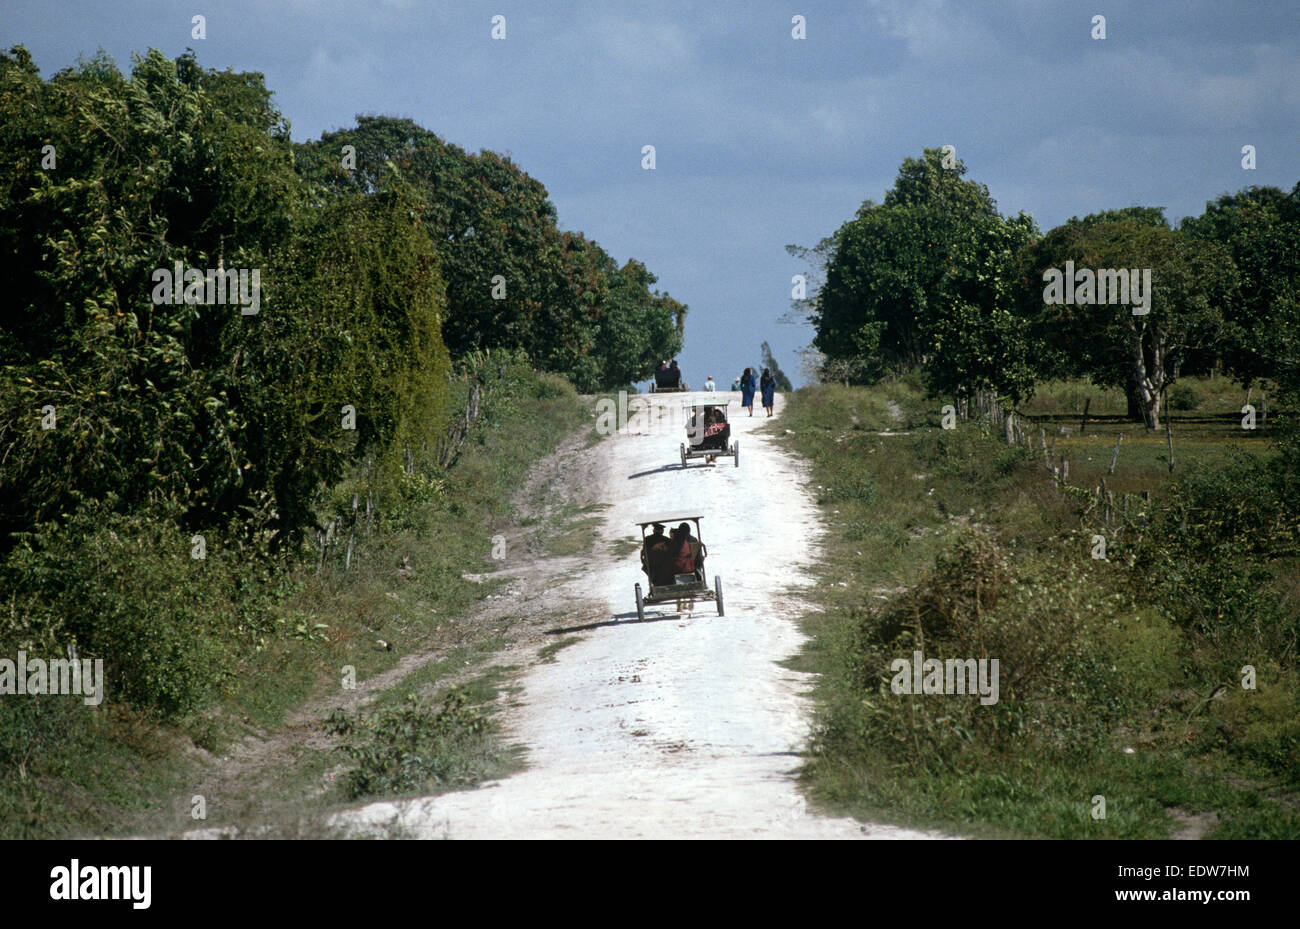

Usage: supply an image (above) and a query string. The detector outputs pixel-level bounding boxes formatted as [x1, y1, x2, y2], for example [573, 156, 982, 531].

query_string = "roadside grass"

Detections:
[535, 504, 608, 558]
[538, 636, 582, 663]
[325, 665, 525, 803]
[781, 376, 1300, 839]
[0, 366, 585, 838]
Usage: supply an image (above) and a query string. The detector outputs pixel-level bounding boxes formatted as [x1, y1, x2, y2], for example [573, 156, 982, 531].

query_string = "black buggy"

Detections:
[633, 514, 724, 620]
[649, 364, 688, 393]
[680, 402, 739, 468]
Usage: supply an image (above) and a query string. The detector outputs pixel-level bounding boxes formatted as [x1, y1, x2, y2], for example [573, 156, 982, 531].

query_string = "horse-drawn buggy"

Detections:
[680, 402, 739, 468]
[633, 514, 724, 620]
[649, 363, 687, 393]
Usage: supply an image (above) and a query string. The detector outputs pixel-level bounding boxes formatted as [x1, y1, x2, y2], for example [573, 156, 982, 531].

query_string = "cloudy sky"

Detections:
[6, 0, 1297, 386]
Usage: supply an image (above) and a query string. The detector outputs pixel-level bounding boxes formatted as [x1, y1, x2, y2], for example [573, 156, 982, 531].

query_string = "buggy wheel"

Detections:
[714, 575, 724, 616]
[635, 583, 645, 622]
[732, 440, 739, 467]
[680, 443, 687, 468]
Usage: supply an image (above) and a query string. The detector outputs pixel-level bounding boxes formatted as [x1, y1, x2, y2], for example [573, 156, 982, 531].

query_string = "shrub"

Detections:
[326, 688, 500, 799]
[1169, 382, 1199, 411]
[0, 501, 284, 719]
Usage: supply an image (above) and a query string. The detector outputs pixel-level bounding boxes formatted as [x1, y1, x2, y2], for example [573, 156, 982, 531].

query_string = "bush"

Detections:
[0, 501, 284, 719]
[326, 688, 500, 799]
[838, 533, 1146, 770]
[1169, 382, 1199, 411]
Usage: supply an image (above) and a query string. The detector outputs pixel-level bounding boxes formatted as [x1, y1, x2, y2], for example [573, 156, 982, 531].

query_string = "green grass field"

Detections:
[779, 375, 1300, 839]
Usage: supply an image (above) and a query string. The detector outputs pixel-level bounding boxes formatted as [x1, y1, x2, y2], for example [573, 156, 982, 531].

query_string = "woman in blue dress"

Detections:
[739, 368, 757, 416]
[760, 368, 776, 416]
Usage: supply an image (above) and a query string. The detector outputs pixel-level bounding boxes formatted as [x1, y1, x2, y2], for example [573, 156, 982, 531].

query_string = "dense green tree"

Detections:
[924, 211, 1040, 403]
[1181, 185, 1300, 387]
[0, 48, 299, 542]
[1018, 219, 1235, 428]
[811, 149, 1005, 372]
[294, 115, 684, 388]
[802, 148, 1038, 400]
[0, 49, 451, 548]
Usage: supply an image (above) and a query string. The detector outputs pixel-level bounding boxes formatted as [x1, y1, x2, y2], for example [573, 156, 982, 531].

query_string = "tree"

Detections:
[800, 148, 1038, 401]
[808, 148, 1006, 374]
[294, 115, 685, 389]
[760, 342, 793, 390]
[0, 49, 452, 547]
[1019, 219, 1235, 428]
[924, 212, 1040, 403]
[1180, 185, 1300, 387]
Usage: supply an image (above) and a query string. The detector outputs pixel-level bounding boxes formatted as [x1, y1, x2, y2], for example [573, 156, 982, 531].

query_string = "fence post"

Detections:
[1108, 434, 1122, 475]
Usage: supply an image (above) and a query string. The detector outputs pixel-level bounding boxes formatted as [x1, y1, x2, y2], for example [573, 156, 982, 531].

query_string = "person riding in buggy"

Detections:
[634, 514, 724, 620]
[680, 401, 739, 467]
[650, 359, 687, 393]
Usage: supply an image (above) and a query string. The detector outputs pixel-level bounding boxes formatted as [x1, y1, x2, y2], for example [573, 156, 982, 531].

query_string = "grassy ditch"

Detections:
[780, 376, 1300, 839]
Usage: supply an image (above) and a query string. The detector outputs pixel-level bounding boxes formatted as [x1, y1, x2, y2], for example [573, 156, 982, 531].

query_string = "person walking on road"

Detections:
[760, 368, 776, 417]
[703, 375, 716, 392]
[739, 368, 757, 416]
[730, 375, 741, 391]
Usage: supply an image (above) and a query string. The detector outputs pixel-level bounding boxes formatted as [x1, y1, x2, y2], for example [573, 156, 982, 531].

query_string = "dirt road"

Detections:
[332, 392, 946, 839]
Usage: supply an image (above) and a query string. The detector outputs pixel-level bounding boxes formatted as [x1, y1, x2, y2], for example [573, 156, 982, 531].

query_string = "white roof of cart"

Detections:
[634, 513, 704, 526]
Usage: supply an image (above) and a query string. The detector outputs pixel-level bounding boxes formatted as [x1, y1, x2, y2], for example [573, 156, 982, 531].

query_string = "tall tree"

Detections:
[810, 148, 1005, 373]
[802, 147, 1038, 400]
[1180, 185, 1300, 387]
[1019, 219, 1235, 428]
[760, 342, 793, 391]
[294, 115, 685, 389]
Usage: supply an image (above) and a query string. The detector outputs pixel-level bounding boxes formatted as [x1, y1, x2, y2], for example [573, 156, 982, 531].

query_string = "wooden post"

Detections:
[1080, 397, 1091, 435]
[1063, 458, 1069, 482]
[1108, 434, 1122, 475]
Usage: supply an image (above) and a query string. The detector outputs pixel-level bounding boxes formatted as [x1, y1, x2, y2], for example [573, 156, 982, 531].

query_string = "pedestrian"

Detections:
[703, 375, 716, 392]
[760, 368, 776, 416]
[730, 375, 741, 391]
[739, 367, 757, 416]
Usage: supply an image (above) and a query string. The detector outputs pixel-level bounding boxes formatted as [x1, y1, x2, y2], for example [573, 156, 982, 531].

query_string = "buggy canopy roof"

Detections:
[687, 400, 731, 408]
[634, 513, 704, 527]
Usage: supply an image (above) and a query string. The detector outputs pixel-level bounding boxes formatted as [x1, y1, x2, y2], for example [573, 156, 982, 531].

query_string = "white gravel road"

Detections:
[333, 392, 947, 839]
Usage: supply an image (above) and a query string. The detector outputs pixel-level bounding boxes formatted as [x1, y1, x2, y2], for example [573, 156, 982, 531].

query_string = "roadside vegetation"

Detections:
[0, 350, 586, 837]
[0, 46, 632, 837]
[782, 376, 1300, 838]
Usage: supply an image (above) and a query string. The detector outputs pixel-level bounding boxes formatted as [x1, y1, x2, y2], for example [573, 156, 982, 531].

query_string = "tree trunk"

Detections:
[1129, 325, 1162, 430]
[1125, 382, 1143, 422]
[1128, 332, 1159, 431]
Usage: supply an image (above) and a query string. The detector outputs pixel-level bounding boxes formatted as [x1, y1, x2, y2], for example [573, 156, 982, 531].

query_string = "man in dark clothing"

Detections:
[643, 523, 673, 586]
[665, 360, 681, 389]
